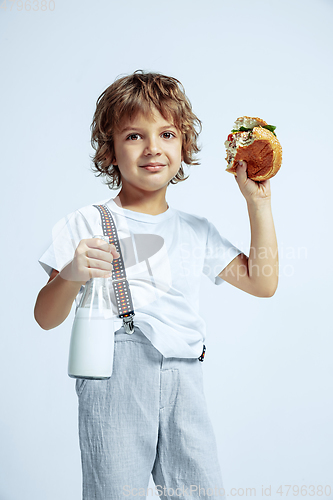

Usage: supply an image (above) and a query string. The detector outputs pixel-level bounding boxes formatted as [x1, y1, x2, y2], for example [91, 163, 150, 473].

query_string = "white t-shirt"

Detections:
[39, 198, 242, 358]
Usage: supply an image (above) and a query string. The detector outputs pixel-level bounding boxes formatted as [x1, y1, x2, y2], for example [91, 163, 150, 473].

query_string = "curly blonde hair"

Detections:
[90, 70, 202, 189]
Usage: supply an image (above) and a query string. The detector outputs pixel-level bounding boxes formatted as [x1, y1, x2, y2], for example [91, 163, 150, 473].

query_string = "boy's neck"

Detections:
[113, 191, 169, 216]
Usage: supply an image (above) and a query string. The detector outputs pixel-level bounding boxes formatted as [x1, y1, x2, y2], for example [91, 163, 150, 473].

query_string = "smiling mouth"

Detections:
[141, 164, 166, 171]
[141, 163, 166, 167]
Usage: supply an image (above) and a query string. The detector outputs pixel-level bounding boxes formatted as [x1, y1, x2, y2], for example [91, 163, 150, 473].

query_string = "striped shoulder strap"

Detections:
[93, 204, 135, 334]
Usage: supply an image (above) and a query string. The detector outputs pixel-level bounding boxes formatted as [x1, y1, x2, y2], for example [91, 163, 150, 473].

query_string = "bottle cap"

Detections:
[93, 234, 109, 243]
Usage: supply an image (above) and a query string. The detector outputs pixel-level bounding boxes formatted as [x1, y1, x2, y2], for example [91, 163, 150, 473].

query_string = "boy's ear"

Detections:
[104, 151, 116, 165]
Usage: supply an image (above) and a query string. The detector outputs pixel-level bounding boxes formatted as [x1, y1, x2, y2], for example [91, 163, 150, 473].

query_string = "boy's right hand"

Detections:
[59, 238, 120, 285]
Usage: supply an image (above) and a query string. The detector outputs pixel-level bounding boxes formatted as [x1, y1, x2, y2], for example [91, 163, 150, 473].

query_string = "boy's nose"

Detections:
[144, 137, 161, 155]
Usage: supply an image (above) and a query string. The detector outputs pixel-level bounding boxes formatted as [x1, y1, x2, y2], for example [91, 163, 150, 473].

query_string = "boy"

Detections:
[35, 70, 278, 499]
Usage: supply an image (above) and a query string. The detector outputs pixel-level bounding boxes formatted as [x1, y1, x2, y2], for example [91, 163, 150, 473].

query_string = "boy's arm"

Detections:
[34, 265, 84, 330]
[34, 237, 119, 330]
[218, 161, 278, 297]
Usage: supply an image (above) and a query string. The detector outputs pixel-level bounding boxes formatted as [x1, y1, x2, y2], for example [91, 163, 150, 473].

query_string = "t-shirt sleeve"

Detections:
[38, 209, 95, 277]
[203, 219, 243, 285]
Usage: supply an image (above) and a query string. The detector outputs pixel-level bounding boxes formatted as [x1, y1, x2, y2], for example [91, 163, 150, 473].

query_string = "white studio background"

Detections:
[1, 0, 332, 499]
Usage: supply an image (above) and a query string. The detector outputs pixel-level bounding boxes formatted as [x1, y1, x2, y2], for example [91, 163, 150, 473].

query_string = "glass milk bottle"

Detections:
[68, 237, 114, 380]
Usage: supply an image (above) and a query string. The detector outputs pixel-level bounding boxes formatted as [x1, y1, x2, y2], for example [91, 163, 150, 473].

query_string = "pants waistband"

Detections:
[114, 325, 151, 344]
[114, 326, 206, 362]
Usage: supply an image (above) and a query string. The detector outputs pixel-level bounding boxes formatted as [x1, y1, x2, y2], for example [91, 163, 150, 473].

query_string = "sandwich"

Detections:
[224, 117, 282, 181]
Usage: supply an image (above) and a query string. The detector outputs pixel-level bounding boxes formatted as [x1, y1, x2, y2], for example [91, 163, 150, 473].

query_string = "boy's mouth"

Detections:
[140, 163, 166, 171]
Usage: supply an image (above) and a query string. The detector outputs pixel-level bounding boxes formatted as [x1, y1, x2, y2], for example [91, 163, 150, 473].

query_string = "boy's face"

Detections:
[112, 107, 183, 196]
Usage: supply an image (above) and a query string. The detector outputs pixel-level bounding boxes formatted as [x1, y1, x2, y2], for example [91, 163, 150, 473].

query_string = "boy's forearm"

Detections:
[247, 199, 279, 296]
[34, 271, 83, 330]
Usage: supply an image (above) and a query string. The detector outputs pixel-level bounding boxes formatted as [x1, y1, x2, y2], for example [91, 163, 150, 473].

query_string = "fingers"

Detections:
[85, 238, 120, 279]
[88, 238, 120, 259]
[111, 245, 120, 259]
[234, 161, 249, 192]
[86, 247, 114, 264]
[86, 265, 112, 280]
[67, 238, 117, 282]
[86, 255, 114, 272]
[235, 161, 248, 182]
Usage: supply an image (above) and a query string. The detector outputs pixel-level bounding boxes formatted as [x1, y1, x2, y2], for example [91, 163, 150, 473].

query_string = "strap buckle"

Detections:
[122, 315, 135, 335]
[198, 345, 206, 362]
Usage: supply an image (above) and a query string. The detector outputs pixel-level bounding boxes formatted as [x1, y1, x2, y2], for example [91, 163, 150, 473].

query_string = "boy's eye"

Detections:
[126, 134, 141, 141]
[125, 132, 176, 141]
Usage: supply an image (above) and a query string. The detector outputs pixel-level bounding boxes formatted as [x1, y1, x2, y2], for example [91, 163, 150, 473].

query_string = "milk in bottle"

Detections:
[68, 236, 115, 379]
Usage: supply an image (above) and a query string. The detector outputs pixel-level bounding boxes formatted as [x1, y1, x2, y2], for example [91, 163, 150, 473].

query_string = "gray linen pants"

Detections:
[76, 326, 226, 499]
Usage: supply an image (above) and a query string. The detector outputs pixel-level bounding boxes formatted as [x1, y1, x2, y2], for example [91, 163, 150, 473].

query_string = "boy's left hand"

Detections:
[235, 161, 271, 205]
